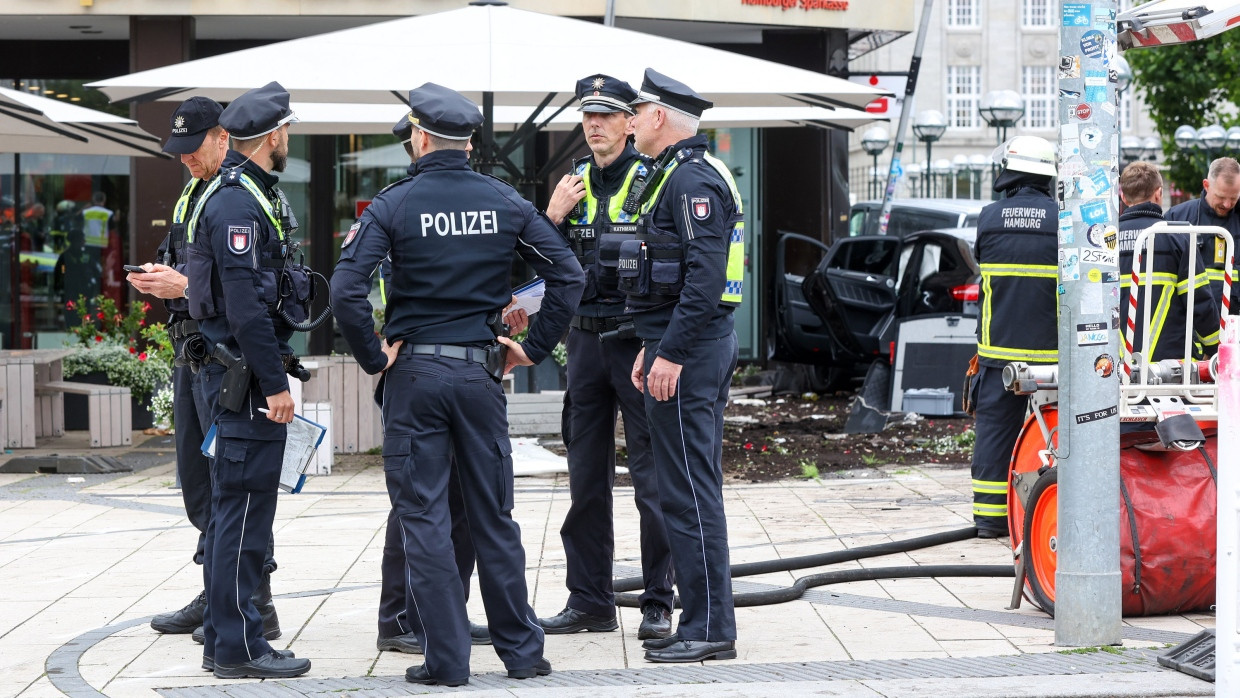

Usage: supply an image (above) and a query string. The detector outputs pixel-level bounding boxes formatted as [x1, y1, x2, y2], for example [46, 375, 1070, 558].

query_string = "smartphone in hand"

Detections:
[123, 264, 148, 273]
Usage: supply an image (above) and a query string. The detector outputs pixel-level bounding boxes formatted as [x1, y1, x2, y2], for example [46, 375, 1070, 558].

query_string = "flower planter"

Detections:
[63, 370, 154, 431]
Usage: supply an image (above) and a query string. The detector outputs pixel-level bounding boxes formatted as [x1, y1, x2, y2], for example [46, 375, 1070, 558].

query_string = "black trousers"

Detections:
[382, 354, 543, 681]
[179, 340, 276, 572]
[378, 462, 475, 638]
[642, 333, 738, 643]
[198, 364, 282, 665]
[969, 364, 1027, 530]
[561, 327, 673, 616]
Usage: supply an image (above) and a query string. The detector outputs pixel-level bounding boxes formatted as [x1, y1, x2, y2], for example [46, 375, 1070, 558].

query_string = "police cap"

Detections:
[162, 96, 223, 155]
[630, 68, 713, 119]
[392, 114, 414, 144]
[405, 83, 483, 141]
[218, 81, 298, 140]
[575, 74, 636, 115]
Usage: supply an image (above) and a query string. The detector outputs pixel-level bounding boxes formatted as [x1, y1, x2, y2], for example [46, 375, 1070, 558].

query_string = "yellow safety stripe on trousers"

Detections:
[973, 506, 1008, 518]
[171, 178, 202, 225]
[971, 479, 1008, 495]
[186, 172, 282, 243]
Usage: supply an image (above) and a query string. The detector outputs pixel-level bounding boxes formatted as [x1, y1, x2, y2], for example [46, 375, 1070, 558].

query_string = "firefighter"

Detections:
[969, 136, 1059, 539]
[1165, 157, 1240, 312]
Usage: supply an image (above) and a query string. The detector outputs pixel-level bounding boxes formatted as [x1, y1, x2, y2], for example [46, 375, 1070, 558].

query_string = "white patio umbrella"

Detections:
[291, 102, 886, 137]
[87, 4, 886, 111]
[0, 86, 165, 158]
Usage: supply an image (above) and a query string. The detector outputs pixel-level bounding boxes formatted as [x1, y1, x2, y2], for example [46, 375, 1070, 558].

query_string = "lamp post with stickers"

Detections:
[1053, 0, 1123, 648]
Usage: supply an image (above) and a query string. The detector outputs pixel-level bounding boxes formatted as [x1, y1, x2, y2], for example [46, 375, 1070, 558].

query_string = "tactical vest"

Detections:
[184, 168, 314, 329]
[565, 157, 649, 305]
[162, 178, 205, 316]
[619, 148, 745, 309]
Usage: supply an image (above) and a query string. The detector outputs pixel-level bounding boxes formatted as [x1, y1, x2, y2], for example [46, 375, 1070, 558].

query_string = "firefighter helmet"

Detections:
[994, 136, 1057, 177]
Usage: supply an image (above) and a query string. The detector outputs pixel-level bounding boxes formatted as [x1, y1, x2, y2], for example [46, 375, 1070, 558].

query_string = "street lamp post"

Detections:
[860, 126, 891, 200]
[1120, 134, 1147, 170]
[1200, 123, 1226, 164]
[932, 159, 952, 200]
[913, 110, 947, 198]
[968, 154, 989, 199]
[1142, 136, 1161, 163]
[952, 154, 969, 198]
[1228, 127, 1240, 156]
[979, 89, 1026, 199]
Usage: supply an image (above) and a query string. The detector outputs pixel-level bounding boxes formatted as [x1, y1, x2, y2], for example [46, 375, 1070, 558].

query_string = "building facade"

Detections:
[0, 0, 910, 371]
[847, 0, 1158, 203]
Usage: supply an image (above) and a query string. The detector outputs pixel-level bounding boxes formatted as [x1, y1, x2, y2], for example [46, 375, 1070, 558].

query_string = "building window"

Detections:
[947, 0, 980, 27]
[946, 65, 981, 129]
[1121, 93, 1134, 132]
[1023, 0, 1054, 27]
[1022, 66, 1056, 130]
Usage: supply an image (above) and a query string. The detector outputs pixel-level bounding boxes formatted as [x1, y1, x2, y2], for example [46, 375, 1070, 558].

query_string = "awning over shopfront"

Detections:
[0, 87, 164, 157]
[87, 3, 887, 111]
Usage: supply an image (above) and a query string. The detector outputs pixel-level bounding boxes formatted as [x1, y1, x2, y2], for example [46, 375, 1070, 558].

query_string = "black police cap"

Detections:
[575, 74, 637, 115]
[405, 83, 483, 141]
[630, 68, 713, 119]
[392, 114, 414, 143]
[162, 96, 223, 155]
[218, 81, 298, 140]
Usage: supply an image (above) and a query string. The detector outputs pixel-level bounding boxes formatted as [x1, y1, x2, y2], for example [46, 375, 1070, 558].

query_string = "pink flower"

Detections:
[138, 320, 146, 327]
[129, 346, 136, 354]
[95, 335, 102, 342]
[142, 302, 151, 312]
[744, 442, 754, 450]
[96, 312, 105, 320]
[66, 300, 76, 310]
[138, 352, 147, 361]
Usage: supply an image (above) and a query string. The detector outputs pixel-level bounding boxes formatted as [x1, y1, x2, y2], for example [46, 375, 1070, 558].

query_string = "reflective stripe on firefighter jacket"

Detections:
[1118, 202, 1220, 362]
[974, 186, 1059, 368]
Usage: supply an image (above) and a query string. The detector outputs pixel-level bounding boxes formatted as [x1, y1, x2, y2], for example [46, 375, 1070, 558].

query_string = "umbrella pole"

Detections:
[480, 92, 496, 176]
[7, 153, 19, 349]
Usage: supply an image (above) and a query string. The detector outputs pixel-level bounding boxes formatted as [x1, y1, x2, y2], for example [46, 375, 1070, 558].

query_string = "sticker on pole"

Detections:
[1072, 103, 1093, 120]
[1081, 30, 1106, 58]
[1075, 404, 1118, 424]
[1062, 3, 1092, 27]
[1077, 321, 1108, 346]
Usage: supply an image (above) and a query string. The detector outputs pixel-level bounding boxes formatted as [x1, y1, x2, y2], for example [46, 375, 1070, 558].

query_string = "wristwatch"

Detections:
[182, 284, 189, 299]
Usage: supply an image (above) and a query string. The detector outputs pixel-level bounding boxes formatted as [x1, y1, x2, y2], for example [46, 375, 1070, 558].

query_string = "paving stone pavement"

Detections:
[0, 437, 1215, 697]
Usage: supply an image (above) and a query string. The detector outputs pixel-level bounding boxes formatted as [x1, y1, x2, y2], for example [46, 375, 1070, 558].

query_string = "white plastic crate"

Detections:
[901, 388, 955, 416]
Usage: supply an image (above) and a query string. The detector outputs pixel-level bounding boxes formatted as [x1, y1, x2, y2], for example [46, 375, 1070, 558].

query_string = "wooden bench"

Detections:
[507, 391, 565, 436]
[36, 381, 132, 448]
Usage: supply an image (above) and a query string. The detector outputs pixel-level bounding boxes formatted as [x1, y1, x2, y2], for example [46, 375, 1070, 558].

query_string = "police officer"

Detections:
[1165, 157, 1240, 313]
[133, 96, 282, 646]
[331, 83, 583, 687]
[1118, 160, 1220, 363]
[184, 81, 309, 679]
[538, 74, 674, 641]
[622, 69, 743, 664]
[969, 136, 1059, 539]
[374, 116, 491, 655]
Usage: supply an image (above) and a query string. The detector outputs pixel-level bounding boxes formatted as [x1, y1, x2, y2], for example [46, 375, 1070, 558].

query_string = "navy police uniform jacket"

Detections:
[1118, 201, 1220, 360]
[974, 186, 1059, 368]
[626, 135, 735, 363]
[186, 151, 292, 414]
[563, 142, 649, 318]
[331, 149, 584, 373]
[159, 176, 215, 322]
[1164, 196, 1240, 311]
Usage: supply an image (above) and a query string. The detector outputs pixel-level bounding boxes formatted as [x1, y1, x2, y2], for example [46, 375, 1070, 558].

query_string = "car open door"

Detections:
[771, 231, 837, 364]
[802, 235, 901, 364]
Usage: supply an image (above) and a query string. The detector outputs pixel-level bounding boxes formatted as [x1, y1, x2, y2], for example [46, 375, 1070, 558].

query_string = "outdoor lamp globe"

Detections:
[1121, 135, 1144, 162]
[1173, 125, 1199, 151]
[913, 110, 947, 143]
[860, 126, 891, 155]
[979, 89, 1025, 128]
[1112, 55, 1132, 95]
[1200, 124, 1227, 150]
[968, 153, 989, 173]
[1227, 127, 1240, 152]
[1141, 136, 1161, 161]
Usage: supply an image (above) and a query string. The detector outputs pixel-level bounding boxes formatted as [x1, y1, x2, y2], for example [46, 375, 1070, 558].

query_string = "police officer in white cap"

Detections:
[183, 80, 308, 679]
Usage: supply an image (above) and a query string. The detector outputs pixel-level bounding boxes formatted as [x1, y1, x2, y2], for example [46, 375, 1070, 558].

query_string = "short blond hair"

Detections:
[1120, 161, 1162, 204]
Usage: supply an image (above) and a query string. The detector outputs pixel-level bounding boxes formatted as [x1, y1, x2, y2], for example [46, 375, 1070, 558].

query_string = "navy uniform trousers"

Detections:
[382, 353, 544, 681]
[378, 463, 475, 638]
[197, 363, 283, 665]
[969, 364, 1027, 531]
[179, 336, 277, 572]
[561, 327, 673, 616]
[642, 332, 738, 642]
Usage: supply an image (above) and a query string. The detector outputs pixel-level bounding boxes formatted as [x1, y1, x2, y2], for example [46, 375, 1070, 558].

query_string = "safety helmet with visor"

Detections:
[992, 135, 1057, 177]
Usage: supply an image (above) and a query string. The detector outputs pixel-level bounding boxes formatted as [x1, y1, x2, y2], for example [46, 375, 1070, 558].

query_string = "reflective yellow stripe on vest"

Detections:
[172, 179, 202, 225]
[978, 262, 1056, 363]
[568, 160, 645, 226]
[186, 171, 283, 243]
[704, 153, 745, 306]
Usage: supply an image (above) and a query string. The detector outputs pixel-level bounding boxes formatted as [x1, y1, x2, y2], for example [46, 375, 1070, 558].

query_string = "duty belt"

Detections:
[400, 343, 493, 365]
[168, 318, 201, 341]
[571, 315, 632, 334]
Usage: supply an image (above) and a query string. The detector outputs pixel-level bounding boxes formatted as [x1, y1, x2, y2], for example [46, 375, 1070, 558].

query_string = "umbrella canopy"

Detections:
[290, 102, 887, 136]
[0, 86, 165, 157]
[87, 4, 886, 111]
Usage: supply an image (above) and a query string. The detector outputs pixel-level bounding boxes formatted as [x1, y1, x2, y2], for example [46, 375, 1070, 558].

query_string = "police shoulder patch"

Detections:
[342, 221, 362, 248]
[690, 196, 711, 220]
[228, 225, 253, 255]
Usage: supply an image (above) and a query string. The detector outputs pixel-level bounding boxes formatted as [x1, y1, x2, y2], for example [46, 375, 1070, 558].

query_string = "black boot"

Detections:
[253, 572, 282, 641]
[151, 590, 207, 634]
